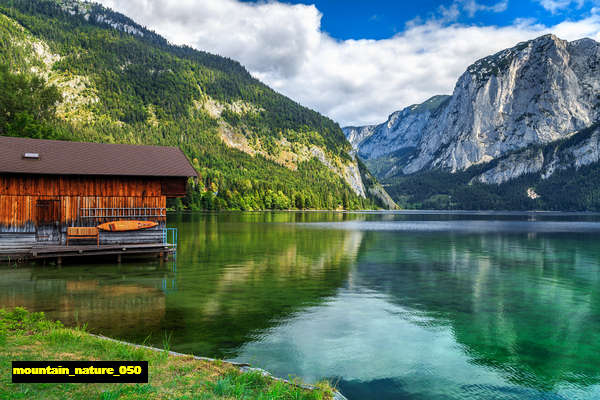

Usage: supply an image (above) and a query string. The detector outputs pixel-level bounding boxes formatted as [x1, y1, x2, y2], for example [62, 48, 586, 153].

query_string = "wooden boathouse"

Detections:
[0, 136, 197, 261]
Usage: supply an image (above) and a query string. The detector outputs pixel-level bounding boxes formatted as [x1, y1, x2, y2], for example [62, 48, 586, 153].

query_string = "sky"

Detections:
[95, 0, 600, 127]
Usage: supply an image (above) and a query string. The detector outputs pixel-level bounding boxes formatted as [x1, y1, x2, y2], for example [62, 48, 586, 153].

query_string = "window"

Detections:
[23, 153, 40, 159]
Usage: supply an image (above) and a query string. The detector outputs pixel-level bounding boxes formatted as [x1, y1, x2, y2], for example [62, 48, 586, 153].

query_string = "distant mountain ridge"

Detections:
[344, 34, 600, 210]
[345, 95, 450, 179]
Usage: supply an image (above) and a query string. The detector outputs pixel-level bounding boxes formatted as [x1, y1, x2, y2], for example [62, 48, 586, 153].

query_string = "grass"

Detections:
[0, 307, 335, 400]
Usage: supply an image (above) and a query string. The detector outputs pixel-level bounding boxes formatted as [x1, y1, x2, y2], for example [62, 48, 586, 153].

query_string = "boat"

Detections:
[97, 220, 158, 232]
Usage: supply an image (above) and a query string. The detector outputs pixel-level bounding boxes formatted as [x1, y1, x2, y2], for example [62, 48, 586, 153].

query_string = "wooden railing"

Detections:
[80, 208, 166, 219]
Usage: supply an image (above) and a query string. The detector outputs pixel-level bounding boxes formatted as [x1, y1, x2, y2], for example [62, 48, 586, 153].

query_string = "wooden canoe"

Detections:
[97, 220, 158, 232]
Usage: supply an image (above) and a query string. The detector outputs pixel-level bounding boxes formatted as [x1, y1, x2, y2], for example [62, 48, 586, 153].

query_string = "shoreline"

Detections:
[1, 307, 346, 400]
[87, 333, 347, 400]
[168, 209, 600, 215]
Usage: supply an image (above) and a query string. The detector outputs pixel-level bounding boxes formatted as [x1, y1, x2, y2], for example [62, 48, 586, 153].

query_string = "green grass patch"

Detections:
[0, 307, 335, 399]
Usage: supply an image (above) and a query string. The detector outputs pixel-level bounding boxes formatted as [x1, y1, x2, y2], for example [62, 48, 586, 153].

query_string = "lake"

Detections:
[2, 211, 600, 400]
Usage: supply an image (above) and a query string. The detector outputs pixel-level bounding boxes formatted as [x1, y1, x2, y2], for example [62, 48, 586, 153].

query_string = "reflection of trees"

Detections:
[352, 231, 600, 391]
[0, 264, 169, 336]
[0, 213, 363, 360]
[161, 213, 363, 358]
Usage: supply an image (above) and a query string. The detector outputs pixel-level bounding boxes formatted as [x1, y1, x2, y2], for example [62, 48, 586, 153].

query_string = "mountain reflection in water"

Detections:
[2, 211, 600, 400]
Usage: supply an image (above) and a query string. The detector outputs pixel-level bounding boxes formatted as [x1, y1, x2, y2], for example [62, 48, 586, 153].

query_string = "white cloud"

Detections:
[463, 0, 509, 17]
[95, 0, 600, 126]
[538, 0, 585, 13]
[415, 0, 508, 26]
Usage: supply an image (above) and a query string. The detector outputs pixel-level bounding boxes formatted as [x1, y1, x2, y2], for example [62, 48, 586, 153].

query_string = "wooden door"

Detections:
[36, 199, 61, 243]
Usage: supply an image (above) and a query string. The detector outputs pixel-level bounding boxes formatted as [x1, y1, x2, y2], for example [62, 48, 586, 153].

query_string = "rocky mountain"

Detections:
[471, 123, 600, 185]
[0, 0, 393, 210]
[344, 95, 450, 179]
[347, 34, 600, 177]
[345, 95, 449, 157]
[344, 125, 376, 149]
[345, 34, 600, 210]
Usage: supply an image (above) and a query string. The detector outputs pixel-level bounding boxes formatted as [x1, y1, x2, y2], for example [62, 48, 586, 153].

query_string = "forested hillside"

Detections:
[0, 0, 382, 210]
[386, 124, 600, 211]
[386, 163, 600, 211]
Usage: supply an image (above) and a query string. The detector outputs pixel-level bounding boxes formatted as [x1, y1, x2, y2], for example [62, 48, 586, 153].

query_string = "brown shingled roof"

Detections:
[0, 136, 198, 177]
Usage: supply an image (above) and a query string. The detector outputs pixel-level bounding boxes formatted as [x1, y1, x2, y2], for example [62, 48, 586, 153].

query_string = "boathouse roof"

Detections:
[0, 136, 198, 177]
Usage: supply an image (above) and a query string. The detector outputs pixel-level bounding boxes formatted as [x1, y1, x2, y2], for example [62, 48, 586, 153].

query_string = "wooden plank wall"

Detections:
[0, 175, 162, 196]
[99, 229, 164, 245]
[0, 175, 167, 230]
[0, 233, 36, 248]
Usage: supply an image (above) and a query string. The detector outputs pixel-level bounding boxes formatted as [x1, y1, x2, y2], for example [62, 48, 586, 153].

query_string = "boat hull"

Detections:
[97, 220, 158, 232]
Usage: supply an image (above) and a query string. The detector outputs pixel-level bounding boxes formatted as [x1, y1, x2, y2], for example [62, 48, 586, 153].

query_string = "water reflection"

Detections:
[0, 213, 362, 359]
[235, 229, 600, 399]
[160, 214, 362, 357]
[2, 212, 600, 400]
[0, 263, 171, 335]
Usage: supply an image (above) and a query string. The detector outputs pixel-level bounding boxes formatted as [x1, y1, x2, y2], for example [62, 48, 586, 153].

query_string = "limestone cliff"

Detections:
[346, 35, 600, 184]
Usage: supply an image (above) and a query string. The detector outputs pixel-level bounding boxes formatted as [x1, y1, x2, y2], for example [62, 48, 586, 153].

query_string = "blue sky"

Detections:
[243, 0, 595, 40]
[100, 0, 600, 126]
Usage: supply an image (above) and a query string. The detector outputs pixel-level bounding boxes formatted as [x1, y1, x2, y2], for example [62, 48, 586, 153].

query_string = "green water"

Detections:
[2, 211, 600, 399]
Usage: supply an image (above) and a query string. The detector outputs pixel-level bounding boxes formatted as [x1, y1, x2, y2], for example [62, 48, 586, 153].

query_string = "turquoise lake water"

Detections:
[2, 211, 600, 399]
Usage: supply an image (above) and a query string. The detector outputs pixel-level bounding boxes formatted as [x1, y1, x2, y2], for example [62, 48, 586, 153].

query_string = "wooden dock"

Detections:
[0, 243, 175, 264]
